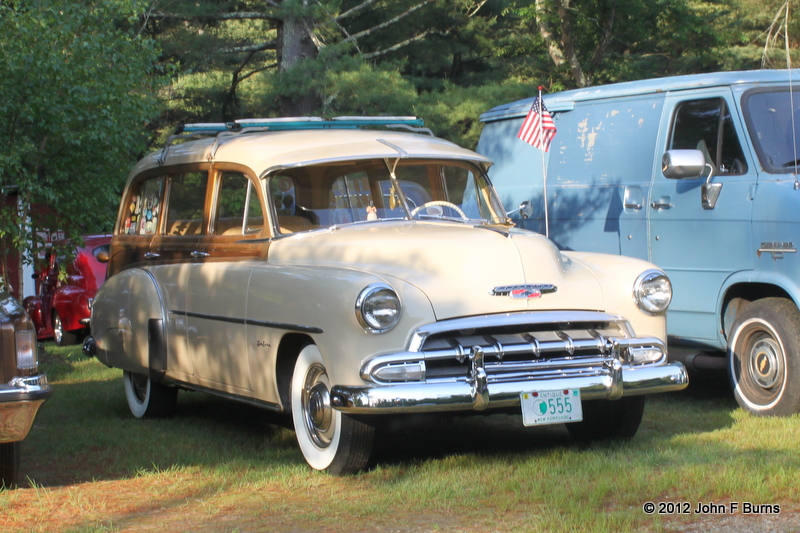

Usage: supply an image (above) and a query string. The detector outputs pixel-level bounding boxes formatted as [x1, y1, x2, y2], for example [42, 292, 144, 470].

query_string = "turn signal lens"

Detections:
[15, 329, 37, 370]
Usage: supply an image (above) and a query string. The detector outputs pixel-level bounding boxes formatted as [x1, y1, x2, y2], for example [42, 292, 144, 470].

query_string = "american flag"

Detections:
[517, 97, 557, 152]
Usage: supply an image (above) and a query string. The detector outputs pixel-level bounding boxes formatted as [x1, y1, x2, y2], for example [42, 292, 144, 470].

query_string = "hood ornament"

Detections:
[491, 284, 557, 299]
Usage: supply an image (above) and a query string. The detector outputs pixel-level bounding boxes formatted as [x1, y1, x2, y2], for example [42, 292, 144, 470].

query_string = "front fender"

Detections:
[564, 251, 668, 342]
[91, 268, 165, 373]
[247, 265, 436, 386]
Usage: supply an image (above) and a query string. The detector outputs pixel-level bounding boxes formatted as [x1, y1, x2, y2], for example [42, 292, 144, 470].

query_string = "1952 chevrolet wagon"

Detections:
[84, 116, 688, 474]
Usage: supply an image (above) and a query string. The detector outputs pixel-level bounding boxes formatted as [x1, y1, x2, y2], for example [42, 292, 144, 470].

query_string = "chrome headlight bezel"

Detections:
[633, 269, 672, 315]
[355, 283, 402, 333]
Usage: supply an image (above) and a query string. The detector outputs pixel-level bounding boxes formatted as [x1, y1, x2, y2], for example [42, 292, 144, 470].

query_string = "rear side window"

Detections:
[166, 172, 208, 236]
[214, 172, 264, 235]
[669, 98, 748, 175]
[123, 177, 163, 235]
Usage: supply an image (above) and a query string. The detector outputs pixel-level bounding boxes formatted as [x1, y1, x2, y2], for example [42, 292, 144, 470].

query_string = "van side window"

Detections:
[214, 172, 264, 235]
[669, 98, 748, 175]
[123, 177, 163, 235]
[167, 172, 208, 236]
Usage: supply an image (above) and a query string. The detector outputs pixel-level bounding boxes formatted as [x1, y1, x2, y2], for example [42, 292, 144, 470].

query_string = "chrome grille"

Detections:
[415, 316, 630, 383]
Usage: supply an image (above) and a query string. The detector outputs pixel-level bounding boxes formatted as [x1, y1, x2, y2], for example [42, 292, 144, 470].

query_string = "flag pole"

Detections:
[538, 86, 549, 238]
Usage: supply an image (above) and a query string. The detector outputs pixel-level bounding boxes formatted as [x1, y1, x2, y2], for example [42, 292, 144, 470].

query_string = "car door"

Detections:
[649, 90, 755, 345]
[185, 168, 269, 392]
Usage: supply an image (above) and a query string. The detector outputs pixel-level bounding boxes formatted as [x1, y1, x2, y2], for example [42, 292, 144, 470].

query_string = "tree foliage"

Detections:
[0, 0, 798, 291]
[0, 0, 164, 285]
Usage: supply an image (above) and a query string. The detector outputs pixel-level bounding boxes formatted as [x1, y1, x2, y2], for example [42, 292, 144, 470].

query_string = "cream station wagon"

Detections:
[84, 116, 688, 474]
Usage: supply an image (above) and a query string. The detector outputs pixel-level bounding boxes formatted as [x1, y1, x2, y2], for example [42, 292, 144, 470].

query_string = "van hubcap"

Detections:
[748, 336, 783, 390]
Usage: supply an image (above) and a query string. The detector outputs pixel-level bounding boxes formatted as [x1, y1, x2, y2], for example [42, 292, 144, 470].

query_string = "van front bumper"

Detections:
[330, 362, 688, 414]
[0, 375, 52, 442]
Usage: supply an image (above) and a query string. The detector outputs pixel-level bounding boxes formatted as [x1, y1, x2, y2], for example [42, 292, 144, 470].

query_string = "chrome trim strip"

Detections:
[331, 362, 687, 414]
[174, 310, 323, 334]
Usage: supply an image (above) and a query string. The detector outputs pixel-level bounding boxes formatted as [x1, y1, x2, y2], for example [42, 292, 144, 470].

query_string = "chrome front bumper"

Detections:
[0, 375, 52, 442]
[330, 362, 688, 414]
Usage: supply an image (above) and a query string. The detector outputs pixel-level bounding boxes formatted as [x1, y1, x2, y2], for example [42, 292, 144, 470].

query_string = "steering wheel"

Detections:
[409, 201, 468, 220]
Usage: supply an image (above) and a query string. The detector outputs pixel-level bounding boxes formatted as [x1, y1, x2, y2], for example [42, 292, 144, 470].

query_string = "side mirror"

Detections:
[662, 149, 721, 209]
[96, 250, 109, 263]
[662, 149, 706, 179]
[508, 200, 533, 219]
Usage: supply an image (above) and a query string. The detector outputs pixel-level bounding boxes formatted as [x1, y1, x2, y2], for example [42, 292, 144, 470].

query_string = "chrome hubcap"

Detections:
[302, 364, 334, 449]
[748, 336, 783, 390]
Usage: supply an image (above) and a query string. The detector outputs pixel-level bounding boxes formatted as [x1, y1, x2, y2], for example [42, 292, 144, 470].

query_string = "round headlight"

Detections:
[355, 283, 401, 333]
[634, 269, 672, 315]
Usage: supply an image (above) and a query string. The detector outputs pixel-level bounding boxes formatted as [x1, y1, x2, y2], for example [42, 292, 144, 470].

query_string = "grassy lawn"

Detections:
[0, 343, 798, 532]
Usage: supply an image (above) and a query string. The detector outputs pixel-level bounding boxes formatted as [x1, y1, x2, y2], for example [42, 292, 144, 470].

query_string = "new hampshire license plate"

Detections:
[520, 389, 583, 426]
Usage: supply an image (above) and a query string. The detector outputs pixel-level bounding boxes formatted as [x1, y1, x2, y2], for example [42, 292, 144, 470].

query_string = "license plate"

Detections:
[520, 389, 583, 426]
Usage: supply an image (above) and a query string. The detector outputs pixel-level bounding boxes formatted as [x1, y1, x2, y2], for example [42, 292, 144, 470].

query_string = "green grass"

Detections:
[0, 343, 797, 532]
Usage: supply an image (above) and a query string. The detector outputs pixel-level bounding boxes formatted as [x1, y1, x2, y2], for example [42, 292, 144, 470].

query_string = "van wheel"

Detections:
[565, 396, 645, 441]
[54, 311, 77, 347]
[728, 298, 800, 416]
[291, 343, 374, 475]
[0, 442, 20, 488]
[123, 371, 178, 418]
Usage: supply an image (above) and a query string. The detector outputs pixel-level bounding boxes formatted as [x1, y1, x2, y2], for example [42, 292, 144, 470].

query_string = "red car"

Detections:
[24, 234, 111, 346]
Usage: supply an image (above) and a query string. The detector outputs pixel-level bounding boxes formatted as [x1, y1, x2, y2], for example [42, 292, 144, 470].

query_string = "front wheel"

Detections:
[291, 344, 374, 475]
[54, 311, 77, 347]
[123, 371, 178, 418]
[565, 396, 645, 441]
[728, 298, 800, 416]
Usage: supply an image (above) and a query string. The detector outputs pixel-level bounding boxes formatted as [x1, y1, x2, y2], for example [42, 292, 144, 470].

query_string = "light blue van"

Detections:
[477, 69, 800, 416]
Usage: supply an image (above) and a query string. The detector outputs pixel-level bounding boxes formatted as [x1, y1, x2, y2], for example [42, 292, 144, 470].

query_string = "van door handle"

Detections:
[190, 251, 210, 258]
[144, 252, 160, 259]
[650, 197, 673, 210]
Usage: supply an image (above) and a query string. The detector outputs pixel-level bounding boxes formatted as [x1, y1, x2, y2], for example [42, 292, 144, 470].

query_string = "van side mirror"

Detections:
[662, 149, 706, 179]
[662, 149, 721, 209]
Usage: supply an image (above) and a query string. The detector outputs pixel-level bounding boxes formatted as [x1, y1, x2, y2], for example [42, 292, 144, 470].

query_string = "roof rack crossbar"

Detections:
[178, 116, 424, 134]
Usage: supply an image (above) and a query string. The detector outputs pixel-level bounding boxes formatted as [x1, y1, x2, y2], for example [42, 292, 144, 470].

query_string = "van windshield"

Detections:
[266, 159, 509, 235]
[743, 87, 800, 174]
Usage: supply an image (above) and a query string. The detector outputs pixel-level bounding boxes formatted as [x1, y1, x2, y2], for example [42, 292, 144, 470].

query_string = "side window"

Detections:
[166, 171, 208, 236]
[669, 98, 748, 175]
[123, 177, 163, 235]
[214, 172, 264, 236]
[272, 175, 320, 234]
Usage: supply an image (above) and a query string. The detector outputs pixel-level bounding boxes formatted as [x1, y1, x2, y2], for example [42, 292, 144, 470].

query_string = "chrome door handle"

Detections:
[650, 198, 673, 209]
[190, 251, 210, 258]
[144, 252, 160, 259]
[624, 201, 642, 209]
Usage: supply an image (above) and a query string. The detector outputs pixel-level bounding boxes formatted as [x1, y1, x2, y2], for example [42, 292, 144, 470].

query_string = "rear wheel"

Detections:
[0, 442, 20, 488]
[123, 371, 178, 418]
[566, 396, 645, 441]
[728, 298, 800, 416]
[54, 311, 77, 347]
[291, 343, 374, 475]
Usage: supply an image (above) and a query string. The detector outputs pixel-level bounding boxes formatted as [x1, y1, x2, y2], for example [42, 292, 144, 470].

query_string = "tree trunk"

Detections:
[276, 1, 320, 116]
[534, 0, 590, 88]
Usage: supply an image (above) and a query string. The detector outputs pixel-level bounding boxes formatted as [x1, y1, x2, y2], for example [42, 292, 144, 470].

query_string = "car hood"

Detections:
[268, 221, 607, 320]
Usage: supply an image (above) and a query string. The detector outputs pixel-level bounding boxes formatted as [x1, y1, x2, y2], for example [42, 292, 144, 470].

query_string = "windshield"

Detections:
[743, 86, 800, 173]
[266, 159, 508, 235]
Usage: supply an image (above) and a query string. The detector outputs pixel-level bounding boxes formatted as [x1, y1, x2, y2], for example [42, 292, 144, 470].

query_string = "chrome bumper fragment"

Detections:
[0, 374, 52, 442]
[330, 362, 688, 414]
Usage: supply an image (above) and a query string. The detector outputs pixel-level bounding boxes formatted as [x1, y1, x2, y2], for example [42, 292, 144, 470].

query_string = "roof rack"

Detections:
[158, 116, 433, 166]
[177, 116, 426, 134]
